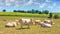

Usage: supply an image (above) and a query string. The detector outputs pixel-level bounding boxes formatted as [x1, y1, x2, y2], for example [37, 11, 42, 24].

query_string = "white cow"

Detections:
[35, 20, 41, 25]
[19, 18, 34, 28]
[5, 20, 19, 27]
[44, 19, 55, 25]
[40, 19, 54, 28]
[41, 22, 52, 28]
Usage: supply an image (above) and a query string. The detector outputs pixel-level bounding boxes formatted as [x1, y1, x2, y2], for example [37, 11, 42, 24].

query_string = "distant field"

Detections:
[0, 12, 49, 18]
[0, 16, 60, 34]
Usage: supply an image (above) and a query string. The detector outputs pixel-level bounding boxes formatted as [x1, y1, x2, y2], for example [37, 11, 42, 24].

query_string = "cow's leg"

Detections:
[27, 23, 30, 29]
[21, 22, 23, 29]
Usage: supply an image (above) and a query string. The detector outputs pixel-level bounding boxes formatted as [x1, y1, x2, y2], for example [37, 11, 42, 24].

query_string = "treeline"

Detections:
[13, 9, 49, 14]
[2, 9, 49, 14]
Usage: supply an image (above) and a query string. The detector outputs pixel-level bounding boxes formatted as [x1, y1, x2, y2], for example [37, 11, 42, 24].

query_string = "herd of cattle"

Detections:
[5, 18, 55, 28]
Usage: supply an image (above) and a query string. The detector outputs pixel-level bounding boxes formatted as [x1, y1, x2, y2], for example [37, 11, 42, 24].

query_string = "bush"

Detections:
[48, 13, 53, 18]
[54, 14, 60, 19]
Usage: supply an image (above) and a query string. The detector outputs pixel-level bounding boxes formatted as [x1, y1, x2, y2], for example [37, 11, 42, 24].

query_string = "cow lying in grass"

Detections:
[5, 20, 19, 27]
[44, 19, 55, 25]
[40, 19, 55, 28]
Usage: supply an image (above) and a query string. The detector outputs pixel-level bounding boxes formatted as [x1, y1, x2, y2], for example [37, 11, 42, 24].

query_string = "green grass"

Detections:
[0, 12, 49, 18]
[0, 16, 60, 34]
[0, 12, 60, 18]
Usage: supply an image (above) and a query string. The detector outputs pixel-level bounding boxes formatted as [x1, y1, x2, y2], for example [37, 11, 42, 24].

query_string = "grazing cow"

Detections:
[34, 20, 41, 25]
[19, 18, 34, 28]
[5, 20, 19, 27]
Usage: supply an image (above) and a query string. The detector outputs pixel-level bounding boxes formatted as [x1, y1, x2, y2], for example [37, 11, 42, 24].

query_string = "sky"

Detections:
[0, 0, 60, 12]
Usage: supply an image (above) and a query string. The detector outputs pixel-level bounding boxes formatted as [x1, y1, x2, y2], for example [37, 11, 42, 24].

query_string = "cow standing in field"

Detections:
[19, 18, 34, 28]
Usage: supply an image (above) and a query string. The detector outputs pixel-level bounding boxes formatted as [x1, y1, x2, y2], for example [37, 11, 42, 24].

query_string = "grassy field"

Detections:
[0, 16, 60, 34]
[0, 12, 60, 18]
[0, 12, 49, 18]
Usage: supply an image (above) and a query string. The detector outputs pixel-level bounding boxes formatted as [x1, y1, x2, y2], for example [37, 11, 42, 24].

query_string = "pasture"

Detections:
[0, 12, 60, 34]
[0, 16, 60, 34]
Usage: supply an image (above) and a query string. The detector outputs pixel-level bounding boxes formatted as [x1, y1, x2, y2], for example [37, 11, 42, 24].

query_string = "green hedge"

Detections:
[54, 14, 60, 19]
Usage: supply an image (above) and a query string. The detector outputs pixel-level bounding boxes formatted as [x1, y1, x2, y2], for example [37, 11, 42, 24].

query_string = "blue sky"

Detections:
[0, 0, 60, 12]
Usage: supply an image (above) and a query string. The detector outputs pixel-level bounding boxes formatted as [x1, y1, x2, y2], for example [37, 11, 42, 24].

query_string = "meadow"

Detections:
[0, 12, 49, 18]
[0, 12, 60, 34]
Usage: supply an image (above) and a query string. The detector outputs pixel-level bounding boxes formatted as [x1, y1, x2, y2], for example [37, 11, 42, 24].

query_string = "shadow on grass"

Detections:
[5, 26, 15, 28]
[16, 28, 30, 30]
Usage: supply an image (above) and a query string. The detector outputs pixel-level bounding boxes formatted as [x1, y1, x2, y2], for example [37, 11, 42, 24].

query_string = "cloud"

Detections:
[14, 1, 19, 7]
[48, 3, 56, 8]
[23, 0, 33, 6]
[6, 3, 11, 6]
[0, 2, 3, 6]
[39, 3, 47, 8]
[48, 6, 53, 8]
[5, 0, 10, 3]
[45, 0, 51, 2]
[33, 0, 42, 3]
[10, 0, 15, 2]
[5, 0, 12, 6]
[14, 0, 27, 7]
[34, 2, 40, 6]
[7, 0, 33, 7]
[23, 0, 40, 6]
[4, 0, 46, 7]
[0, 0, 4, 6]
[0, 0, 56, 9]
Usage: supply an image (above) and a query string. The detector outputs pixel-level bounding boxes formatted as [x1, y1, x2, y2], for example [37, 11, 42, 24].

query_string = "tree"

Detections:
[39, 11, 42, 14]
[43, 10, 49, 14]
[31, 9, 35, 14]
[17, 10, 25, 13]
[13, 10, 17, 12]
[48, 13, 53, 18]
[35, 10, 39, 13]
[3, 9, 6, 12]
